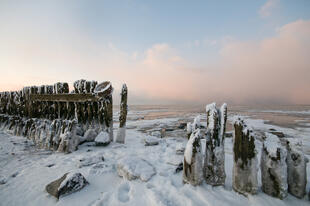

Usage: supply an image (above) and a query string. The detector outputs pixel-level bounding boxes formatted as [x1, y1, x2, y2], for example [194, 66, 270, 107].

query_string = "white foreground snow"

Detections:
[0, 115, 310, 206]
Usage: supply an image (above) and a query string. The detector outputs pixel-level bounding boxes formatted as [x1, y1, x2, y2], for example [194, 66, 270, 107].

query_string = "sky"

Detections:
[0, 0, 310, 105]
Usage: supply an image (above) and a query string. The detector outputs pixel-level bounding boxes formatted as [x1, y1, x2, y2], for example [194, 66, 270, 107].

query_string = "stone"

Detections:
[150, 131, 161, 138]
[95, 131, 111, 146]
[232, 118, 258, 195]
[45, 172, 88, 199]
[178, 122, 187, 129]
[175, 163, 183, 173]
[0, 175, 7, 185]
[143, 136, 160, 146]
[77, 154, 105, 168]
[117, 156, 156, 182]
[176, 143, 186, 155]
[261, 133, 288, 199]
[83, 129, 98, 142]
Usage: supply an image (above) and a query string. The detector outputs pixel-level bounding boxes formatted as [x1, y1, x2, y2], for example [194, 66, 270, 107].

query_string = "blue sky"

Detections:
[0, 0, 310, 104]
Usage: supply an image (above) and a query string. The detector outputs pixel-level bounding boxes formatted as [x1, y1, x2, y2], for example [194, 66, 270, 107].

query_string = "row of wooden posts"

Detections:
[0, 79, 128, 152]
[183, 103, 308, 200]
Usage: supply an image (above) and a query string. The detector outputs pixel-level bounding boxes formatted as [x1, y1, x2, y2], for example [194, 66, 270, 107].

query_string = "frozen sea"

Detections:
[0, 104, 310, 206]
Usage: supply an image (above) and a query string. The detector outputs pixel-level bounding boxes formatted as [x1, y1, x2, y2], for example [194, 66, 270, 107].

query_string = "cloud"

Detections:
[259, 0, 279, 18]
[0, 8, 309, 105]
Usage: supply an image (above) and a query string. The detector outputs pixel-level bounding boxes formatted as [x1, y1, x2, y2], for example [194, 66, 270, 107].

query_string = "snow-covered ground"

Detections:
[0, 110, 310, 206]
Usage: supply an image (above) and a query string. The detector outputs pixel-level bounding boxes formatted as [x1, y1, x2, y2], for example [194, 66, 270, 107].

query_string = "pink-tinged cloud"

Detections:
[119, 19, 310, 104]
[0, 19, 309, 105]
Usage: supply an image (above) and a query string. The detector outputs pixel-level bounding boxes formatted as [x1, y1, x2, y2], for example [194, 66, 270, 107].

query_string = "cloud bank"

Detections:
[0, 16, 309, 105]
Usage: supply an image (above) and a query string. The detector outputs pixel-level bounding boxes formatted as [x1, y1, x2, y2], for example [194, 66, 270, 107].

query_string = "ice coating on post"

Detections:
[186, 115, 200, 140]
[183, 129, 203, 186]
[232, 118, 258, 195]
[261, 133, 288, 199]
[285, 139, 308, 198]
[203, 102, 227, 186]
[115, 84, 128, 143]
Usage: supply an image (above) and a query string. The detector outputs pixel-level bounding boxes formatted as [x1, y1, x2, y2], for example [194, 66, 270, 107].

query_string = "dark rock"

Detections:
[46, 172, 88, 199]
[178, 122, 187, 129]
[175, 163, 183, 173]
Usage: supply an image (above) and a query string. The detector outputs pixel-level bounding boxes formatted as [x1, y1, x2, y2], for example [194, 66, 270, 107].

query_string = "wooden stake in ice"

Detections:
[203, 103, 227, 186]
[261, 133, 288, 199]
[115, 84, 128, 143]
[232, 118, 258, 195]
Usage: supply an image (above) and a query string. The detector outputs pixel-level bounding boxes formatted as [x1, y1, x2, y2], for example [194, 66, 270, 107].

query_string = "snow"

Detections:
[184, 130, 201, 165]
[0, 110, 310, 205]
[115, 127, 126, 143]
[264, 132, 281, 157]
[193, 115, 201, 129]
[117, 156, 156, 182]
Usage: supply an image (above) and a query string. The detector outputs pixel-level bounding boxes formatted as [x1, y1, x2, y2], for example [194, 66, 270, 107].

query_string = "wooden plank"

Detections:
[30, 93, 99, 102]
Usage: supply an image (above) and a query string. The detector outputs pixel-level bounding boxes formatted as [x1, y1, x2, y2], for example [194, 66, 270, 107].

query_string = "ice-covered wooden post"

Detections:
[183, 129, 203, 186]
[203, 103, 227, 186]
[115, 84, 128, 143]
[232, 118, 258, 195]
[94, 81, 113, 141]
[186, 115, 201, 139]
[261, 133, 288, 199]
[286, 139, 308, 198]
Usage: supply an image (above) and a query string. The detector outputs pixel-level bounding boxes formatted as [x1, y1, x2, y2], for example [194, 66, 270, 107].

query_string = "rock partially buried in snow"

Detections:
[150, 131, 161, 138]
[45, 172, 88, 199]
[176, 143, 186, 155]
[77, 154, 105, 168]
[117, 156, 156, 182]
[95, 131, 111, 146]
[0, 175, 7, 185]
[143, 136, 159, 146]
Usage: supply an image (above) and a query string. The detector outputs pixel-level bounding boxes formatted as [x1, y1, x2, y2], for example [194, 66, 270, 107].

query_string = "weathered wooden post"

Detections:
[203, 103, 227, 186]
[286, 139, 308, 198]
[183, 129, 203, 186]
[115, 84, 128, 143]
[232, 118, 258, 195]
[261, 133, 288, 199]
